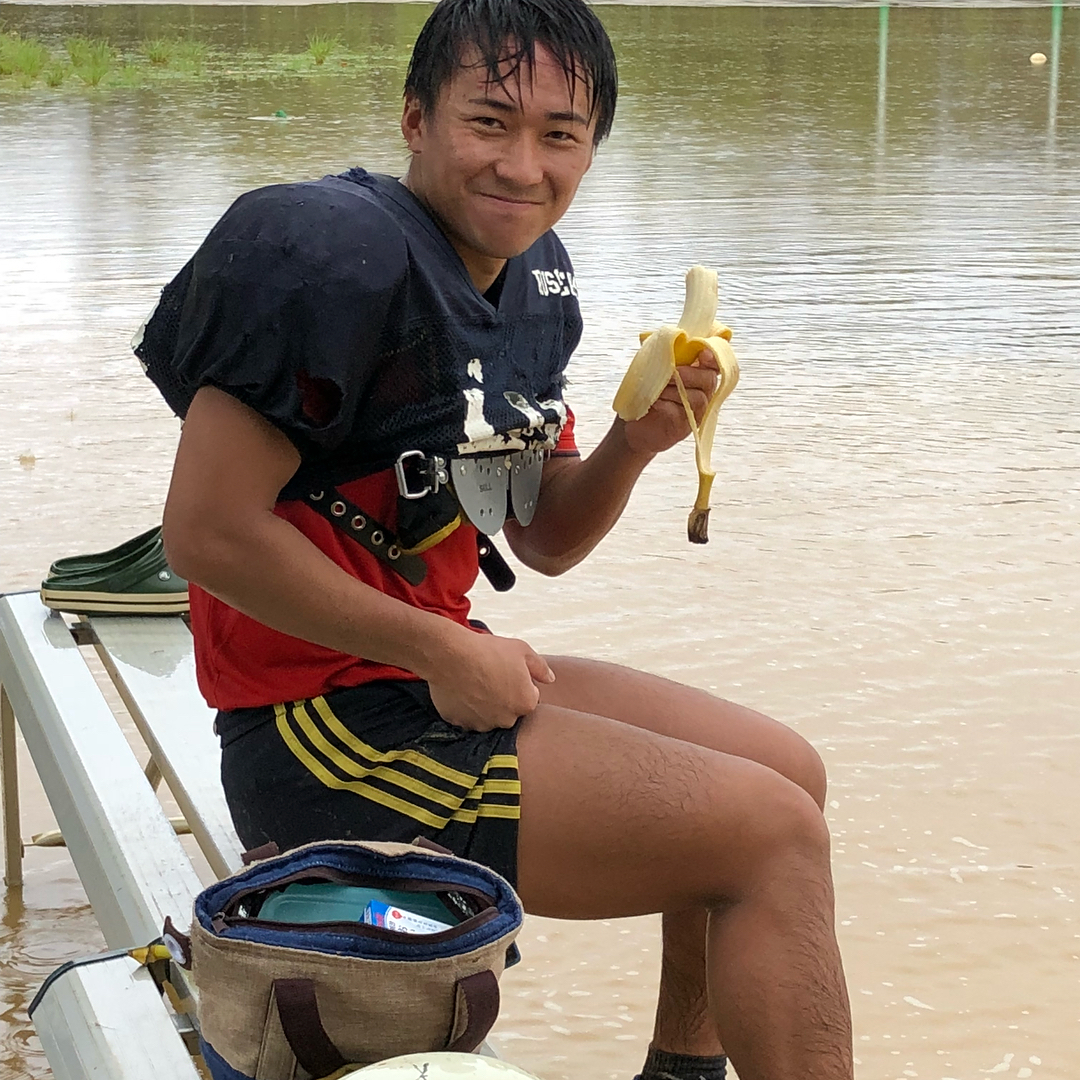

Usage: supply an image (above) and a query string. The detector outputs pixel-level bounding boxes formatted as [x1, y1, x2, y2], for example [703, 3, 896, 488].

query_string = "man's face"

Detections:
[402, 44, 597, 290]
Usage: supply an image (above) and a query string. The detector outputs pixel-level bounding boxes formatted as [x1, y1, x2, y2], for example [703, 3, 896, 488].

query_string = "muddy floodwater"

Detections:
[1, 4, 1079, 1079]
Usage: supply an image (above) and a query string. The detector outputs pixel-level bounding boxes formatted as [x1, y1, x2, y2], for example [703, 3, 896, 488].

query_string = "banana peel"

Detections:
[612, 266, 740, 543]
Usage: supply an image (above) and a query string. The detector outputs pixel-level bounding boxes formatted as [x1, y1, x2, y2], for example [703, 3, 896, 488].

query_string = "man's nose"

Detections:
[492, 133, 545, 189]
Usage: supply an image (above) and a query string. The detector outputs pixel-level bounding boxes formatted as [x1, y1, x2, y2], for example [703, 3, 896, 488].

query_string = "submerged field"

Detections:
[2, 3, 1079, 1079]
[0, 27, 393, 92]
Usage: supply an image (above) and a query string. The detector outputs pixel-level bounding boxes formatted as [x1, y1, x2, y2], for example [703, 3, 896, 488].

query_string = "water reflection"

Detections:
[876, 4, 888, 152]
[1, 5, 1079, 1080]
[1049, 0, 1063, 140]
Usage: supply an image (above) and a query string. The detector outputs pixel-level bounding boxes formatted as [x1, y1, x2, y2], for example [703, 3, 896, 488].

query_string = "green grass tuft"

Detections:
[0, 33, 19, 77]
[65, 35, 111, 69]
[43, 61, 68, 87]
[115, 61, 141, 87]
[12, 35, 48, 78]
[142, 37, 172, 66]
[73, 56, 110, 87]
[174, 39, 207, 73]
[306, 32, 340, 66]
[1, 33, 50, 80]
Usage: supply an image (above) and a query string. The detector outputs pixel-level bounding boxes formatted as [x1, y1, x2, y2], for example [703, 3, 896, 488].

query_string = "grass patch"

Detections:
[0, 28, 390, 94]
[73, 56, 110, 87]
[115, 61, 141, 87]
[1, 33, 49, 80]
[0, 33, 19, 76]
[43, 60, 68, 87]
[142, 37, 172, 66]
[306, 32, 340, 66]
[13, 36, 48, 78]
[175, 39, 207, 72]
[65, 35, 111, 68]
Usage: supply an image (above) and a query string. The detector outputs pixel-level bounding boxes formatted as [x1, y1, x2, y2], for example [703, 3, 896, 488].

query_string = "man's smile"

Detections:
[477, 192, 544, 206]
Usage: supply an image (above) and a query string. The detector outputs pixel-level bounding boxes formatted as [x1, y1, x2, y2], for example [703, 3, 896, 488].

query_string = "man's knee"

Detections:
[792, 734, 828, 811]
[756, 722, 828, 811]
[702, 775, 832, 906]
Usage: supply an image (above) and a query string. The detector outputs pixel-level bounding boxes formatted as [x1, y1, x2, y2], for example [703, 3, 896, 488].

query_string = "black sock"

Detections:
[637, 1045, 728, 1080]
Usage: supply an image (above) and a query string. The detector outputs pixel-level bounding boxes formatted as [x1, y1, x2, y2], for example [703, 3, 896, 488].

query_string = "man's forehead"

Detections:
[451, 43, 593, 116]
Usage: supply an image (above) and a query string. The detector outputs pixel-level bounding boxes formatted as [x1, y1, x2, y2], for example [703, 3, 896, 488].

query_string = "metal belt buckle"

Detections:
[394, 451, 449, 501]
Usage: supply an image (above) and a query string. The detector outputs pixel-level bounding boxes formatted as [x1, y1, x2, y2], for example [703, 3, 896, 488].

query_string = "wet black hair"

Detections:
[404, 0, 618, 145]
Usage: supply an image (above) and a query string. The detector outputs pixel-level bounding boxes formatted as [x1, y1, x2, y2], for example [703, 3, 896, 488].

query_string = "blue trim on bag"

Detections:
[200, 1036, 251, 1080]
[194, 843, 523, 962]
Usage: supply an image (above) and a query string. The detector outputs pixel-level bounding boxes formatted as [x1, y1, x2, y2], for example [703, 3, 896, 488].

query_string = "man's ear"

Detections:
[401, 94, 425, 152]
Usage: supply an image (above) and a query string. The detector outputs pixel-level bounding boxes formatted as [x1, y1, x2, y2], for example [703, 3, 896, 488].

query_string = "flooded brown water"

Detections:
[2, 4, 1079, 1079]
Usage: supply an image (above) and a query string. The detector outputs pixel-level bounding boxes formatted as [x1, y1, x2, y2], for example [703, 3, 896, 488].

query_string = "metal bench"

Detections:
[0, 589, 503, 1078]
[0, 588, 243, 1080]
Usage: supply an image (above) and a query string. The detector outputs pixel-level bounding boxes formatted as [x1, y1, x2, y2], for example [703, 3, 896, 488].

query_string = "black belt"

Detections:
[306, 488, 427, 586]
[306, 487, 516, 593]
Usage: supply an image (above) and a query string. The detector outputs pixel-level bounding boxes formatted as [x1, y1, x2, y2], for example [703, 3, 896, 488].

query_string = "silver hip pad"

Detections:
[451, 448, 545, 533]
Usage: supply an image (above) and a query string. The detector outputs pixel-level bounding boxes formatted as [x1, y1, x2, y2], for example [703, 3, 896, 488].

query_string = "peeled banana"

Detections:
[612, 266, 740, 544]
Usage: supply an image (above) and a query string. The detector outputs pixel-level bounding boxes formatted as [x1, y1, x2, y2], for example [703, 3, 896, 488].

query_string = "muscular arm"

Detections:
[504, 352, 719, 575]
[164, 386, 552, 728]
[502, 421, 652, 576]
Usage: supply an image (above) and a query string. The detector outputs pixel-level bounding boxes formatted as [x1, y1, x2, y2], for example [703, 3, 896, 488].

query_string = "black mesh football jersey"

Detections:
[136, 168, 583, 493]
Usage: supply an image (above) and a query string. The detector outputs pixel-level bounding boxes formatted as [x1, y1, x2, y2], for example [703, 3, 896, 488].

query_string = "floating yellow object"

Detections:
[1030, 52, 1047, 65]
[612, 266, 740, 543]
[128, 943, 173, 965]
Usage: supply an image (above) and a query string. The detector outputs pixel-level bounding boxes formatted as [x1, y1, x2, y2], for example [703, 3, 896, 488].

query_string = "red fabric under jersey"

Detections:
[191, 410, 579, 709]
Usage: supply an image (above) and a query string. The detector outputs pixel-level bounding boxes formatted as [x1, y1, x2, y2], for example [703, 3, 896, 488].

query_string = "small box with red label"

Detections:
[362, 900, 454, 934]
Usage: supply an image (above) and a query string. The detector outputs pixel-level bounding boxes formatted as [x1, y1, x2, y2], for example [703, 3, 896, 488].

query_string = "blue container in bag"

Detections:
[258, 882, 461, 932]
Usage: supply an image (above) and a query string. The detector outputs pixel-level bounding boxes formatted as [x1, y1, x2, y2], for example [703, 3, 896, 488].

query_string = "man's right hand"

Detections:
[427, 630, 555, 732]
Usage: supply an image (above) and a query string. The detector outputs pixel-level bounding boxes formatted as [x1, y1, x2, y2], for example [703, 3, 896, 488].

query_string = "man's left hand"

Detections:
[619, 348, 718, 457]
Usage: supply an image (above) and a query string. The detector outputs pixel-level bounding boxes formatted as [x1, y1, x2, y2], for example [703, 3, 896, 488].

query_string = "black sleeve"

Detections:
[141, 180, 407, 459]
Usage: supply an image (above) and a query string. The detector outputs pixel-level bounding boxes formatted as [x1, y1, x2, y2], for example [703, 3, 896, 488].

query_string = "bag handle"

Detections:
[273, 978, 349, 1079]
[272, 970, 500, 1074]
[242, 841, 282, 865]
[446, 969, 500, 1053]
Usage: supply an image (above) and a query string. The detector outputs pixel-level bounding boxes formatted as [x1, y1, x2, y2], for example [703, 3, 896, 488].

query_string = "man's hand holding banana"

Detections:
[612, 266, 740, 543]
[618, 347, 720, 457]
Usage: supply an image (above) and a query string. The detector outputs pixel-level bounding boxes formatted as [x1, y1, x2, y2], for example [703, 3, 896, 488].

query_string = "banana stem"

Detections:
[688, 507, 711, 545]
[674, 369, 715, 543]
[688, 473, 714, 544]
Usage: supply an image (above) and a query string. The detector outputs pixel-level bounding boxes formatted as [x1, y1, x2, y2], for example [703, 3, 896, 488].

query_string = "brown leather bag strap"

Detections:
[273, 978, 349, 1079]
[241, 841, 281, 866]
[410, 836, 454, 856]
[447, 969, 500, 1053]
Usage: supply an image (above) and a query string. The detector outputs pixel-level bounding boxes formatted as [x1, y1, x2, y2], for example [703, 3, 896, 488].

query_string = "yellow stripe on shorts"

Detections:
[274, 701, 522, 828]
[274, 704, 454, 829]
[312, 695, 478, 788]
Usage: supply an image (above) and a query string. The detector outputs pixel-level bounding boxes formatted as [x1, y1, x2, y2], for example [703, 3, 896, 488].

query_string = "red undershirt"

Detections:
[191, 411, 579, 710]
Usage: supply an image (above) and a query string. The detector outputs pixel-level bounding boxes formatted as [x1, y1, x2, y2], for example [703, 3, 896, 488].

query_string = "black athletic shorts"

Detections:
[217, 679, 522, 886]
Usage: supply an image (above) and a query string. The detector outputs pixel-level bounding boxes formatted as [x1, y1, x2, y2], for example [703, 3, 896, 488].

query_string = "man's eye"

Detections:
[548, 130, 577, 143]
[472, 116, 503, 129]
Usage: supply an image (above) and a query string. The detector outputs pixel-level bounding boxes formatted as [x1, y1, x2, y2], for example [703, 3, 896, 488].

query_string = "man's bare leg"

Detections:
[539, 656, 830, 1059]
[540, 657, 827, 809]
[654, 908, 724, 1056]
[518, 664, 850, 1078]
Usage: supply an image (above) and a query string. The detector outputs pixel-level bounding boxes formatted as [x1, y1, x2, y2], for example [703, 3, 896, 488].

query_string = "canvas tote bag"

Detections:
[186, 839, 523, 1080]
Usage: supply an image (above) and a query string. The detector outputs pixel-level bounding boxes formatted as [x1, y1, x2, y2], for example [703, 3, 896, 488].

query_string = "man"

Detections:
[142, 0, 854, 1077]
